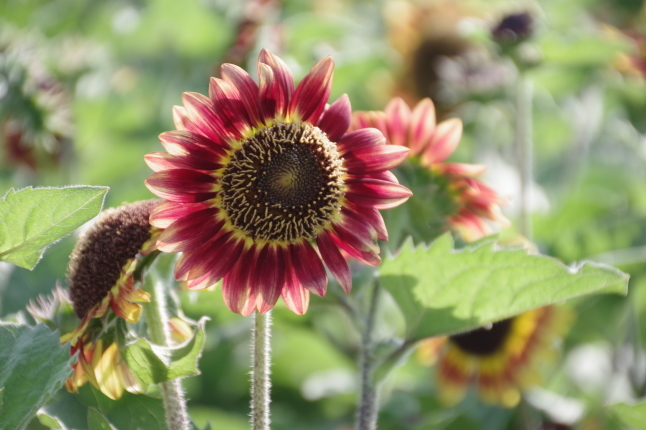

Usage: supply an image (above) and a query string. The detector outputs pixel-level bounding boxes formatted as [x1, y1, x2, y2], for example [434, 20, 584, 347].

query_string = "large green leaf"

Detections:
[0, 186, 109, 269]
[0, 323, 74, 430]
[122, 317, 207, 385]
[380, 234, 629, 340]
[609, 402, 646, 430]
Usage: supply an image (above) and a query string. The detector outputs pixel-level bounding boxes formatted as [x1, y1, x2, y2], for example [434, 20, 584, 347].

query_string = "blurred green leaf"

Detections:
[538, 34, 630, 66]
[380, 233, 629, 340]
[122, 318, 207, 385]
[0, 323, 74, 430]
[0, 186, 108, 269]
[609, 402, 646, 430]
[87, 409, 116, 430]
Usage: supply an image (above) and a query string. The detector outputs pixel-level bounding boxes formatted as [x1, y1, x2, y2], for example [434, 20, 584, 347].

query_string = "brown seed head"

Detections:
[67, 199, 160, 319]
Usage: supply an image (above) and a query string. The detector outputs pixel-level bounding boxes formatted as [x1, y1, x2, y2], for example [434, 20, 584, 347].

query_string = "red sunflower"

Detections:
[145, 50, 411, 316]
[352, 97, 509, 241]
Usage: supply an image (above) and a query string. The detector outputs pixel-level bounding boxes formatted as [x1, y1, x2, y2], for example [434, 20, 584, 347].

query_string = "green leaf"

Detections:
[78, 385, 168, 430]
[609, 402, 646, 430]
[0, 323, 75, 430]
[380, 234, 629, 340]
[88, 409, 117, 430]
[37, 412, 69, 430]
[0, 186, 109, 269]
[122, 318, 207, 385]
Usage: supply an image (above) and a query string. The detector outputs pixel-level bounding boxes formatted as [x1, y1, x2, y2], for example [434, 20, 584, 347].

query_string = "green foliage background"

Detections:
[1, 0, 646, 429]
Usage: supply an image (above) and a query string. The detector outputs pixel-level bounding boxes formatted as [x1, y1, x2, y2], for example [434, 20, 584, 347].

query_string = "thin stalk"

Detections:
[250, 310, 272, 430]
[355, 282, 380, 430]
[516, 76, 533, 240]
[143, 278, 190, 430]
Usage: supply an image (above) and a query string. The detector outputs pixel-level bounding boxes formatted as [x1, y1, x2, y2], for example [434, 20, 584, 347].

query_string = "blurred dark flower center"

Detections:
[449, 318, 513, 356]
[492, 12, 533, 42]
[220, 121, 344, 242]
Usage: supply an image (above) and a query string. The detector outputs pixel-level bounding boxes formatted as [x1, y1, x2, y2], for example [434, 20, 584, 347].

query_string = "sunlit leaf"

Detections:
[380, 234, 629, 340]
[0, 323, 74, 430]
[0, 186, 108, 269]
[122, 318, 207, 385]
[609, 402, 646, 430]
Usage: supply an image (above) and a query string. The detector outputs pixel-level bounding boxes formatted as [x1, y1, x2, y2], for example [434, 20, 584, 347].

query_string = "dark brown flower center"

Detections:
[220, 121, 344, 242]
[449, 318, 513, 356]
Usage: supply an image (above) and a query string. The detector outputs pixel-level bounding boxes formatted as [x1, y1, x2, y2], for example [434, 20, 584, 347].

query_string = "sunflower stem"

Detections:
[356, 282, 381, 430]
[251, 310, 272, 430]
[143, 277, 190, 430]
[516, 75, 533, 240]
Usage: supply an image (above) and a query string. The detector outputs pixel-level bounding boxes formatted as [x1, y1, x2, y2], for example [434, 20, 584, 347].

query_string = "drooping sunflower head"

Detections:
[145, 50, 412, 315]
[67, 199, 160, 321]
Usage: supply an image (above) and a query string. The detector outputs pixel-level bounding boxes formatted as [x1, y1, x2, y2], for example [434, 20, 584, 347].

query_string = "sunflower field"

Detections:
[1, 0, 646, 429]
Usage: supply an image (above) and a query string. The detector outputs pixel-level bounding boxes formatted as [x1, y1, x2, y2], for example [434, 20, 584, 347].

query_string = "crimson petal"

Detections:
[328, 229, 381, 266]
[281, 249, 309, 315]
[222, 246, 259, 316]
[251, 245, 284, 314]
[384, 97, 411, 147]
[144, 152, 193, 172]
[157, 208, 223, 253]
[175, 231, 242, 281]
[346, 178, 412, 209]
[258, 49, 294, 120]
[316, 230, 351, 294]
[337, 128, 385, 156]
[345, 201, 388, 241]
[344, 145, 410, 174]
[209, 78, 252, 138]
[317, 94, 351, 142]
[150, 201, 211, 228]
[220, 63, 262, 127]
[145, 170, 217, 203]
[290, 241, 327, 296]
[288, 56, 334, 123]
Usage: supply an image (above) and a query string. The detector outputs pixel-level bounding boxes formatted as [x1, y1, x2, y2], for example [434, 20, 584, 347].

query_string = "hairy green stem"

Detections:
[143, 278, 190, 430]
[251, 311, 272, 430]
[516, 76, 534, 239]
[355, 282, 381, 430]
